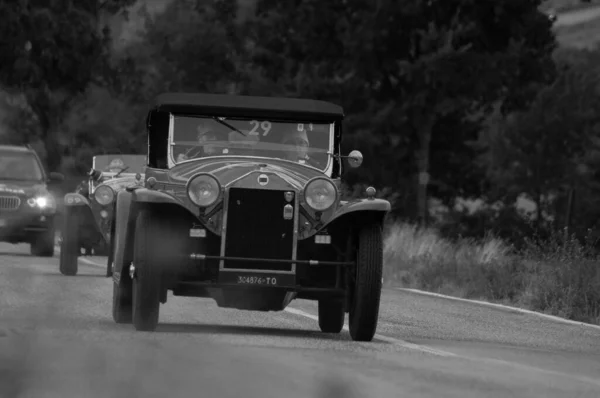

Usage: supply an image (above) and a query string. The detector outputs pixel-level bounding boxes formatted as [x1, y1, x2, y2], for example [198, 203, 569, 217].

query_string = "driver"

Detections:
[280, 127, 310, 163]
[176, 124, 227, 162]
[106, 158, 125, 173]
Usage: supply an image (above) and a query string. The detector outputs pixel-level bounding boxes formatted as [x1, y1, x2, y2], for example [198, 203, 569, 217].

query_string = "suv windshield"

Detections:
[170, 115, 334, 171]
[0, 152, 44, 181]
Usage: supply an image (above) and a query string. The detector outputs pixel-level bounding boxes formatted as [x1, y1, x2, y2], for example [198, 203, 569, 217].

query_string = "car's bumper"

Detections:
[0, 211, 56, 242]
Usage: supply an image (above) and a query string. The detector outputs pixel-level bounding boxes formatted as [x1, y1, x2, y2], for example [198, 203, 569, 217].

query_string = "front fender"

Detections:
[64, 192, 91, 207]
[132, 188, 180, 206]
[112, 190, 136, 285]
[323, 198, 391, 230]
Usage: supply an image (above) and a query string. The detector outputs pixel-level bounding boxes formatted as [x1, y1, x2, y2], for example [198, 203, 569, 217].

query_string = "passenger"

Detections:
[280, 127, 310, 163]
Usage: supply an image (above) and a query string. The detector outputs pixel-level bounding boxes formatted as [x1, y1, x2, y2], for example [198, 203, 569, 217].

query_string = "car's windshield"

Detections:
[169, 115, 334, 171]
[0, 152, 44, 181]
[93, 155, 147, 175]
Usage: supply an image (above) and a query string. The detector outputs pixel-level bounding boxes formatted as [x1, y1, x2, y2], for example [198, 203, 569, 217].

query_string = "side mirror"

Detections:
[49, 172, 65, 182]
[347, 150, 363, 168]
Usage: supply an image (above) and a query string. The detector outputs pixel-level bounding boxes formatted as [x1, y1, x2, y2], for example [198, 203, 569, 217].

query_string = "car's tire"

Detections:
[318, 299, 345, 333]
[110, 210, 133, 323]
[59, 209, 80, 276]
[348, 223, 383, 342]
[112, 279, 133, 324]
[30, 223, 55, 257]
[132, 209, 163, 332]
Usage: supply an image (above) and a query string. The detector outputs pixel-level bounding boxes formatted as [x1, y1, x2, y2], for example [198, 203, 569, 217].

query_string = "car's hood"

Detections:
[167, 157, 325, 190]
[0, 180, 48, 197]
[96, 174, 145, 192]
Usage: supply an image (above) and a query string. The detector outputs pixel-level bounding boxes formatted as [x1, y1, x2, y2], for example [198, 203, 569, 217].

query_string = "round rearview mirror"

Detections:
[347, 150, 363, 168]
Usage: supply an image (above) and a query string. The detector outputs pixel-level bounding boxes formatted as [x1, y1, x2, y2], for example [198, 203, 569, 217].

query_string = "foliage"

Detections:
[0, 0, 135, 170]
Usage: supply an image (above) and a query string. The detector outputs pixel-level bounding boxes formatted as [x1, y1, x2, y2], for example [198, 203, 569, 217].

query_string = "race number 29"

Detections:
[249, 120, 272, 136]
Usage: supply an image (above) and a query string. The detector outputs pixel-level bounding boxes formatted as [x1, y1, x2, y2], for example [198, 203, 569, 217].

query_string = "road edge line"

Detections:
[394, 288, 600, 331]
[283, 307, 456, 357]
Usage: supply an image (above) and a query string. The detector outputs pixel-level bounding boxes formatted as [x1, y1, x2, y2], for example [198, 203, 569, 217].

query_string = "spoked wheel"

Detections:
[59, 209, 79, 276]
[112, 277, 133, 324]
[348, 223, 383, 342]
[318, 299, 345, 333]
[131, 210, 163, 331]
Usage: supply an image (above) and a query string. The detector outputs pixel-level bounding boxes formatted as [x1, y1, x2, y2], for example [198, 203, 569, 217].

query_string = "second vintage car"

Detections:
[109, 93, 390, 341]
[59, 154, 146, 276]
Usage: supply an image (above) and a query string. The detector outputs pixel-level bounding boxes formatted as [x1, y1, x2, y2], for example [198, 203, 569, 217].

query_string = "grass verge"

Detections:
[383, 223, 600, 325]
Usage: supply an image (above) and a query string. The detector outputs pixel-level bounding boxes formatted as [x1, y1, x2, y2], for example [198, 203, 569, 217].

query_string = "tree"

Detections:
[0, 0, 135, 171]
[248, 0, 557, 224]
[484, 47, 600, 231]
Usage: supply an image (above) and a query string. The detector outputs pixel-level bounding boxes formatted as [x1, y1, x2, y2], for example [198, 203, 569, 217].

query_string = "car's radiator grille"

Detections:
[0, 196, 21, 211]
[223, 188, 295, 272]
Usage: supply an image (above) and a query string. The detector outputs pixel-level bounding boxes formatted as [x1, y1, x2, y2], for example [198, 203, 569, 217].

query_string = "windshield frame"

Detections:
[166, 113, 335, 175]
[0, 151, 46, 182]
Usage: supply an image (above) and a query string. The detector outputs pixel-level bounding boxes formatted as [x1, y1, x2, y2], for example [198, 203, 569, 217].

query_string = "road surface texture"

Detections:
[1, 242, 599, 398]
[553, 3, 600, 27]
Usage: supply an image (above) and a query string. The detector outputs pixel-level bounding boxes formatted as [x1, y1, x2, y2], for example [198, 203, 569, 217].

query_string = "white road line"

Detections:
[79, 257, 104, 267]
[396, 288, 600, 331]
[58, 249, 600, 332]
[283, 307, 456, 357]
[55, 246, 106, 268]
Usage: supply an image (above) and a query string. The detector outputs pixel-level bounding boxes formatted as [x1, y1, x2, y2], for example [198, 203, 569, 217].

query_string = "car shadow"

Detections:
[36, 271, 105, 278]
[154, 322, 350, 341]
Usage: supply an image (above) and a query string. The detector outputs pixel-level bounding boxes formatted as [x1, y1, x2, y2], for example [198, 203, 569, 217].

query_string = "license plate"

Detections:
[218, 272, 295, 287]
[237, 275, 278, 286]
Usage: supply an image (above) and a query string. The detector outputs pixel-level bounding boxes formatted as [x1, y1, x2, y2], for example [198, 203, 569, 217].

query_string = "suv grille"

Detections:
[0, 195, 21, 211]
[223, 188, 295, 272]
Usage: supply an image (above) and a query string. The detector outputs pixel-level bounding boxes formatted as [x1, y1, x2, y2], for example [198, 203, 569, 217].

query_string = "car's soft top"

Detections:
[150, 93, 345, 121]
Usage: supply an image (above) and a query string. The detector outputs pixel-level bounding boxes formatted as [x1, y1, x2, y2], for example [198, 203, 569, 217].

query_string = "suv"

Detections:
[0, 145, 64, 256]
[108, 93, 390, 341]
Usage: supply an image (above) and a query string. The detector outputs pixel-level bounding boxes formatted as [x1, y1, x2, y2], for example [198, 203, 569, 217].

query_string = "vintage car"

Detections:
[59, 154, 146, 276]
[108, 93, 390, 342]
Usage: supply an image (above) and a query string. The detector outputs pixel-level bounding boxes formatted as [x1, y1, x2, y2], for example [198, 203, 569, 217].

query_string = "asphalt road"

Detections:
[553, 4, 600, 27]
[1, 243, 599, 398]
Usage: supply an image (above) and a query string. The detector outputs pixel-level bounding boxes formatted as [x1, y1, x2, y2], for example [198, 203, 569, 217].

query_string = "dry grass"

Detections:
[383, 223, 600, 324]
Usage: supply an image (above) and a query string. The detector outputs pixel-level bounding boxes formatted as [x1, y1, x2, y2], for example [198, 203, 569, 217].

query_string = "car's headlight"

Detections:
[94, 185, 115, 206]
[187, 173, 221, 207]
[28, 195, 56, 209]
[304, 177, 337, 211]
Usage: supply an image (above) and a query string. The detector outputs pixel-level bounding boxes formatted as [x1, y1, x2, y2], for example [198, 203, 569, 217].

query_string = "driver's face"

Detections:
[200, 132, 219, 154]
[283, 137, 309, 160]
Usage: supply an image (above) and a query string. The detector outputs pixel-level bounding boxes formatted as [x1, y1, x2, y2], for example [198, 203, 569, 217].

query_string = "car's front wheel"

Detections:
[59, 209, 80, 276]
[131, 209, 163, 331]
[348, 223, 383, 342]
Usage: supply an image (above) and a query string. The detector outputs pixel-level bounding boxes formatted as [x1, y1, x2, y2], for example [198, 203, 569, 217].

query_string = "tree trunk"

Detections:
[416, 119, 434, 226]
[27, 89, 63, 172]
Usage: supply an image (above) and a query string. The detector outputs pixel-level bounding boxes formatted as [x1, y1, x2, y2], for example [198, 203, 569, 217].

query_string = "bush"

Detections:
[383, 222, 600, 324]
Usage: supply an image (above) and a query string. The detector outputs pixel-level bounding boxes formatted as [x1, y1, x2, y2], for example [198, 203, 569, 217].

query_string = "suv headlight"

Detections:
[187, 173, 221, 207]
[94, 185, 115, 206]
[304, 177, 337, 211]
[28, 195, 56, 209]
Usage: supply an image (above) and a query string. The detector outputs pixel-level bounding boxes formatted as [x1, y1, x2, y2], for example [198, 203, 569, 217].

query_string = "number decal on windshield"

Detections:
[249, 120, 272, 136]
